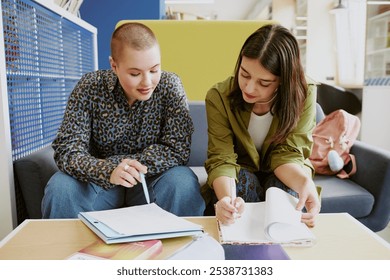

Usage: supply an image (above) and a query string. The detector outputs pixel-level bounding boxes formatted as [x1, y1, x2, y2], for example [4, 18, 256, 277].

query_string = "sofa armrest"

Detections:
[13, 145, 58, 219]
[350, 140, 390, 231]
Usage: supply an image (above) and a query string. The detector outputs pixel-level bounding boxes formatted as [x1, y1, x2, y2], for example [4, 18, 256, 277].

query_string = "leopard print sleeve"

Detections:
[52, 71, 118, 189]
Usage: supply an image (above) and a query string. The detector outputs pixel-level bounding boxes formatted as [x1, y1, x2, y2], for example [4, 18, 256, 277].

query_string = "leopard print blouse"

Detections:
[53, 69, 194, 189]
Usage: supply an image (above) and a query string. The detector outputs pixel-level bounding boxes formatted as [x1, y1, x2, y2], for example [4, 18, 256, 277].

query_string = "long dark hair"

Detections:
[230, 24, 307, 144]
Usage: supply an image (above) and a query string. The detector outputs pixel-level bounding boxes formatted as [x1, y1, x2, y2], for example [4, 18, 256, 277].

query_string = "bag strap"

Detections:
[336, 154, 357, 179]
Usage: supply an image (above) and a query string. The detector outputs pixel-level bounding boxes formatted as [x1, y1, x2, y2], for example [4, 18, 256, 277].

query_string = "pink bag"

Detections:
[309, 109, 361, 179]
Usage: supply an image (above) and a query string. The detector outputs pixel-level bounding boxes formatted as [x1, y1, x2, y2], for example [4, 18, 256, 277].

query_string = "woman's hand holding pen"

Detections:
[110, 158, 147, 188]
[215, 196, 245, 225]
[215, 177, 245, 225]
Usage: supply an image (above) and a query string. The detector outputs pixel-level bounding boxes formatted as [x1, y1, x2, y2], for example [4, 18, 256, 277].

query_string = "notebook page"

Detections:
[84, 203, 202, 236]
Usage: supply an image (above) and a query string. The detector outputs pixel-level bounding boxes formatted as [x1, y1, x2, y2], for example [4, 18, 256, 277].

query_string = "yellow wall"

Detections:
[116, 20, 274, 101]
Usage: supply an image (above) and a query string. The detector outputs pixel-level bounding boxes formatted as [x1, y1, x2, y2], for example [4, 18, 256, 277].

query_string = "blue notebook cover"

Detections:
[223, 244, 290, 260]
[78, 204, 204, 244]
[79, 212, 203, 244]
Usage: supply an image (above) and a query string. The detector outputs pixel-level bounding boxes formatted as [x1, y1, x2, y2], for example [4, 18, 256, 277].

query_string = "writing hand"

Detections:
[215, 196, 245, 225]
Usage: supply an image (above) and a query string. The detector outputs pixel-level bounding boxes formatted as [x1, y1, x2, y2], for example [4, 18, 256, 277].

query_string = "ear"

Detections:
[109, 56, 117, 72]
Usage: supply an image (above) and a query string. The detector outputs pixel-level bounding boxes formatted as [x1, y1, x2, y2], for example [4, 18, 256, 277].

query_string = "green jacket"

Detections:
[204, 76, 317, 189]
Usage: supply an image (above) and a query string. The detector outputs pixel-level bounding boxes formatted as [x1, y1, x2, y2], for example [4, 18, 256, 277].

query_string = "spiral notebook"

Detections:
[218, 187, 316, 247]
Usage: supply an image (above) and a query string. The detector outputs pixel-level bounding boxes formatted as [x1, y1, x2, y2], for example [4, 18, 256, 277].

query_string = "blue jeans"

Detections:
[41, 166, 205, 218]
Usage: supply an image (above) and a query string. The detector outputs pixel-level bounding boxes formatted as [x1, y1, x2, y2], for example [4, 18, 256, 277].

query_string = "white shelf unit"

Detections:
[366, 10, 390, 80]
[0, 0, 97, 238]
[295, 0, 307, 72]
[362, 5, 390, 151]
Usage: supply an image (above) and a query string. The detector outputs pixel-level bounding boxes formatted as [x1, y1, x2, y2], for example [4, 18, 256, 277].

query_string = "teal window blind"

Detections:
[2, 0, 96, 160]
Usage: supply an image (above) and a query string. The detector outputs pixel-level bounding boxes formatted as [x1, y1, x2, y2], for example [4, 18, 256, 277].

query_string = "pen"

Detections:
[230, 178, 236, 205]
[140, 172, 150, 204]
[230, 178, 238, 218]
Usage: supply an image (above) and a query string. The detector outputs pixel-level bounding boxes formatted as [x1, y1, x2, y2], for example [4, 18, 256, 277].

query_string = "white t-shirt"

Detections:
[248, 111, 273, 151]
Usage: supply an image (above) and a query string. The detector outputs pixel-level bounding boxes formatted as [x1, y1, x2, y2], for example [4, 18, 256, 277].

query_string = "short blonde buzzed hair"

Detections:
[111, 22, 158, 61]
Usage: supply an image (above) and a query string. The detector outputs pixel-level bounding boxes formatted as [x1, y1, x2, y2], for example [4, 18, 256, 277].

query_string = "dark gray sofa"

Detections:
[13, 101, 390, 232]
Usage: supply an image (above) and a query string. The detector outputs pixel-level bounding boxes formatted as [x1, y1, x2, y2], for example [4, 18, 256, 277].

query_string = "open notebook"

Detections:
[79, 203, 203, 244]
[218, 187, 316, 246]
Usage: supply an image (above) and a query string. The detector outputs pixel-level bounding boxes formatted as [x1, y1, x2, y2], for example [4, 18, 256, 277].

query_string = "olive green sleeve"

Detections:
[204, 87, 241, 187]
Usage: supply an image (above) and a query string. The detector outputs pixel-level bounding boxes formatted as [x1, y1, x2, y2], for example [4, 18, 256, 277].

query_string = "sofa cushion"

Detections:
[13, 145, 58, 219]
[188, 101, 208, 167]
[314, 174, 374, 218]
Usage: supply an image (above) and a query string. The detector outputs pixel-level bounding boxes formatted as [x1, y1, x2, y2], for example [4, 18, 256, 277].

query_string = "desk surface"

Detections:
[0, 213, 389, 260]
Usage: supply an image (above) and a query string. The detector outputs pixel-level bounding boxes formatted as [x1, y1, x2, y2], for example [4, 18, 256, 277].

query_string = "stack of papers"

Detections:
[79, 203, 204, 244]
